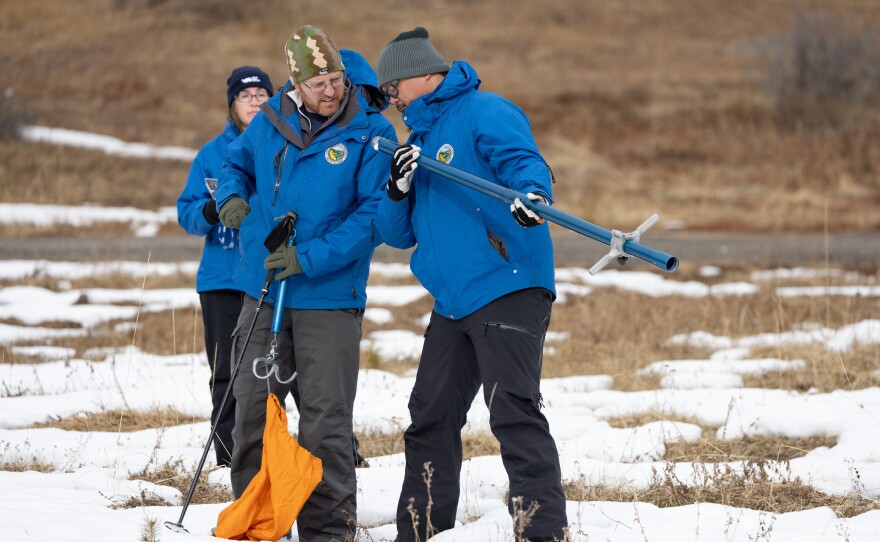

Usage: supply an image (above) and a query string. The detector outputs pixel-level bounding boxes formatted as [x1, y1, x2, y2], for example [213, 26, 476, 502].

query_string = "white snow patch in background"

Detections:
[698, 265, 722, 277]
[364, 307, 394, 325]
[555, 267, 759, 297]
[669, 320, 880, 353]
[366, 285, 430, 306]
[0, 203, 178, 237]
[19, 125, 197, 161]
[751, 267, 874, 283]
[360, 329, 424, 361]
[0, 259, 200, 280]
[777, 285, 880, 297]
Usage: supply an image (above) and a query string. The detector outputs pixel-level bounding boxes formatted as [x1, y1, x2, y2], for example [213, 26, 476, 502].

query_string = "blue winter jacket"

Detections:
[177, 121, 242, 293]
[376, 61, 555, 319]
[215, 52, 396, 308]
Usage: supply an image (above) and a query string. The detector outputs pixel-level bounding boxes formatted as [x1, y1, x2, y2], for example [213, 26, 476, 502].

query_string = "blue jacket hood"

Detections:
[342, 49, 389, 113]
[404, 61, 480, 134]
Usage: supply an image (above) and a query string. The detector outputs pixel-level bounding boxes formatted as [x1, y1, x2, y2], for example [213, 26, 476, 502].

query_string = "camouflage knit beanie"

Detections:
[285, 25, 345, 85]
[377, 27, 450, 89]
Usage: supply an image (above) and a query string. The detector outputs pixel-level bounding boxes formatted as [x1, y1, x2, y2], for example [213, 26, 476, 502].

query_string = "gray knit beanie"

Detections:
[377, 27, 450, 89]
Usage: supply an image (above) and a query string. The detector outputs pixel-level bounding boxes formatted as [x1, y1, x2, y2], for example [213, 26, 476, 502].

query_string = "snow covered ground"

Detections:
[1, 127, 878, 540]
[1, 259, 879, 541]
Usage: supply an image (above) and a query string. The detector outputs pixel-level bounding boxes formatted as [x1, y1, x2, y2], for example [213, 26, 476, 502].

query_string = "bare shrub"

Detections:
[0, 87, 30, 141]
[760, 13, 880, 127]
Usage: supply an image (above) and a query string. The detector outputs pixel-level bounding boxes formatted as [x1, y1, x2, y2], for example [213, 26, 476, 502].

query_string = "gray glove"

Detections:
[218, 197, 250, 229]
[511, 192, 548, 227]
[264, 245, 303, 280]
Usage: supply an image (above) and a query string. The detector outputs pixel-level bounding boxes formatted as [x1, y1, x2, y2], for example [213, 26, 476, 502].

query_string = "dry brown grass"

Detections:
[0, 458, 56, 473]
[0, 140, 189, 209]
[0, 271, 196, 292]
[126, 458, 232, 507]
[562, 463, 878, 518]
[31, 407, 206, 432]
[605, 413, 837, 462]
[1, 0, 878, 232]
[357, 429, 500, 461]
[545, 285, 880, 391]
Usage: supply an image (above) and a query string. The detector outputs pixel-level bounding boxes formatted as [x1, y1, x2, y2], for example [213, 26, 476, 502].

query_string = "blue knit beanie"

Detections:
[226, 66, 274, 107]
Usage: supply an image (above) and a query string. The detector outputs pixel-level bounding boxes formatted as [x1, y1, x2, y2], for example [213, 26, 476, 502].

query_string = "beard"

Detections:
[299, 87, 345, 117]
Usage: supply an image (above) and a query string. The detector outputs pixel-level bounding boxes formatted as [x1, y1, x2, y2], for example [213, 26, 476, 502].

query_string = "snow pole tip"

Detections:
[164, 521, 189, 533]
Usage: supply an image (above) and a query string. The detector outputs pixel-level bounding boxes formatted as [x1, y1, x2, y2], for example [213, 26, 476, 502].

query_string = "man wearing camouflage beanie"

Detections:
[215, 25, 396, 542]
[376, 27, 569, 542]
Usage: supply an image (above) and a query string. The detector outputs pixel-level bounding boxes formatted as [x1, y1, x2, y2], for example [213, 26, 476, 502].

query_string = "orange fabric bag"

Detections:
[214, 393, 323, 541]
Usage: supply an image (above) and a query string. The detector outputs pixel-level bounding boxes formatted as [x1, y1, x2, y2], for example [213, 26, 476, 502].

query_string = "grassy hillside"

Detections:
[1, 0, 879, 232]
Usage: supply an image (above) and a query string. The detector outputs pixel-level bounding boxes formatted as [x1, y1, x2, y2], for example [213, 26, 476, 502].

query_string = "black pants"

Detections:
[199, 289, 243, 467]
[395, 288, 567, 542]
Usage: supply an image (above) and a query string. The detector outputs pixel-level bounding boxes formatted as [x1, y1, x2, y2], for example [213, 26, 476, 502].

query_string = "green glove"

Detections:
[264, 245, 303, 280]
[218, 197, 250, 229]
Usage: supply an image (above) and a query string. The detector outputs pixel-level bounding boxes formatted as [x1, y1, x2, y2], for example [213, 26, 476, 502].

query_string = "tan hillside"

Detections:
[1, 0, 879, 232]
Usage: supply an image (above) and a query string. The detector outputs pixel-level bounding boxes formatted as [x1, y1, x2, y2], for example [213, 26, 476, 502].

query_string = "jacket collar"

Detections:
[222, 120, 241, 142]
[403, 61, 480, 136]
[260, 79, 364, 149]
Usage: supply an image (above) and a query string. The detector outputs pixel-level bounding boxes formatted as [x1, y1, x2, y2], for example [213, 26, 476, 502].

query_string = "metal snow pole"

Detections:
[371, 137, 679, 274]
[165, 211, 298, 534]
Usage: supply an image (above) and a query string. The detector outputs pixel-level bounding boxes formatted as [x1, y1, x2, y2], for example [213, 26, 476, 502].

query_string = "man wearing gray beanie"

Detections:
[375, 27, 569, 542]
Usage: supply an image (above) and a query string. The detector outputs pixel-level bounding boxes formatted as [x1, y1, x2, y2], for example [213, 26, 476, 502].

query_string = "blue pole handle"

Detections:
[271, 236, 296, 334]
[372, 137, 679, 272]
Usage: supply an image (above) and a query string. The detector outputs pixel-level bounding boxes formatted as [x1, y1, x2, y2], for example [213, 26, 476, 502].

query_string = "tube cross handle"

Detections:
[590, 213, 660, 275]
[371, 137, 679, 273]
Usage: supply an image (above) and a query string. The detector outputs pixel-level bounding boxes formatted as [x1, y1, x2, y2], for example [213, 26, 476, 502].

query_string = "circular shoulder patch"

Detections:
[436, 143, 454, 164]
[325, 143, 348, 165]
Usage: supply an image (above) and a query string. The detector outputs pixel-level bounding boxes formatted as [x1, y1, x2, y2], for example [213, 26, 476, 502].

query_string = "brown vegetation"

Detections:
[562, 462, 877, 518]
[1, 0, 878, 231]
[32, 407, 206, 432]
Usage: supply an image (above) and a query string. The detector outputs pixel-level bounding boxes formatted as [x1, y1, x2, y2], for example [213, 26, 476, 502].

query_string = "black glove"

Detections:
[218, 196, 250, 229]
[264, 245, 303, 280]
[202, 200, 220, 225]
[511, 192, 548, 227]
[386, 144, 421, 202]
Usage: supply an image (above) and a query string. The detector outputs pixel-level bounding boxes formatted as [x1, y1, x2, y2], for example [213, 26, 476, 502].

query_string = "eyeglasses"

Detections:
[300, 74, 346, 94]
[382, 79, 400, 99]
[235, 90, 270, 103]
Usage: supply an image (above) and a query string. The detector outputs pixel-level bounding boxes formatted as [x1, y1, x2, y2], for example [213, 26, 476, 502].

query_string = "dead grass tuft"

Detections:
[0, 458, 56, 473]
[356, 429, 499, 461]
[32, 407, 205, 432]
[744, 344, 880, 392]
[128, 458, 232, 507]
[605, 413, 837, 462]
[563, 461, 878, 517]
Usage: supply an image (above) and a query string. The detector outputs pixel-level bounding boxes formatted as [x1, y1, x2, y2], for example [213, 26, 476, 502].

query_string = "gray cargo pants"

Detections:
[229, 294, 362, 542]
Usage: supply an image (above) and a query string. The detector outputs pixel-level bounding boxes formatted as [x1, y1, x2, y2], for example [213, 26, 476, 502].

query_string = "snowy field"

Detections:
[1, 257, 879, 541]
[1, 127, 879, 541]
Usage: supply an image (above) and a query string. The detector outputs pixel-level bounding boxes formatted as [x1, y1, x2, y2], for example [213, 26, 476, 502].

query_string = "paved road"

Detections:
[1, 231, 876, 272]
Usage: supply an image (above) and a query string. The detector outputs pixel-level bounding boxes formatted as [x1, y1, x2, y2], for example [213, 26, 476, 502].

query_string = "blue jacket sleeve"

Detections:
[296, 119, 398, 277]
[176, 147, 214, 236]
[216, 125, 257, 208]
[376, 187, 416, 250]
[474, 98, 553, 204]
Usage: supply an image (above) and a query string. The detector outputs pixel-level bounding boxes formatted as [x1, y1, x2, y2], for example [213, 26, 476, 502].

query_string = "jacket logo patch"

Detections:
[325, 143, 348, 165]
[436, 144, 454, 164]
